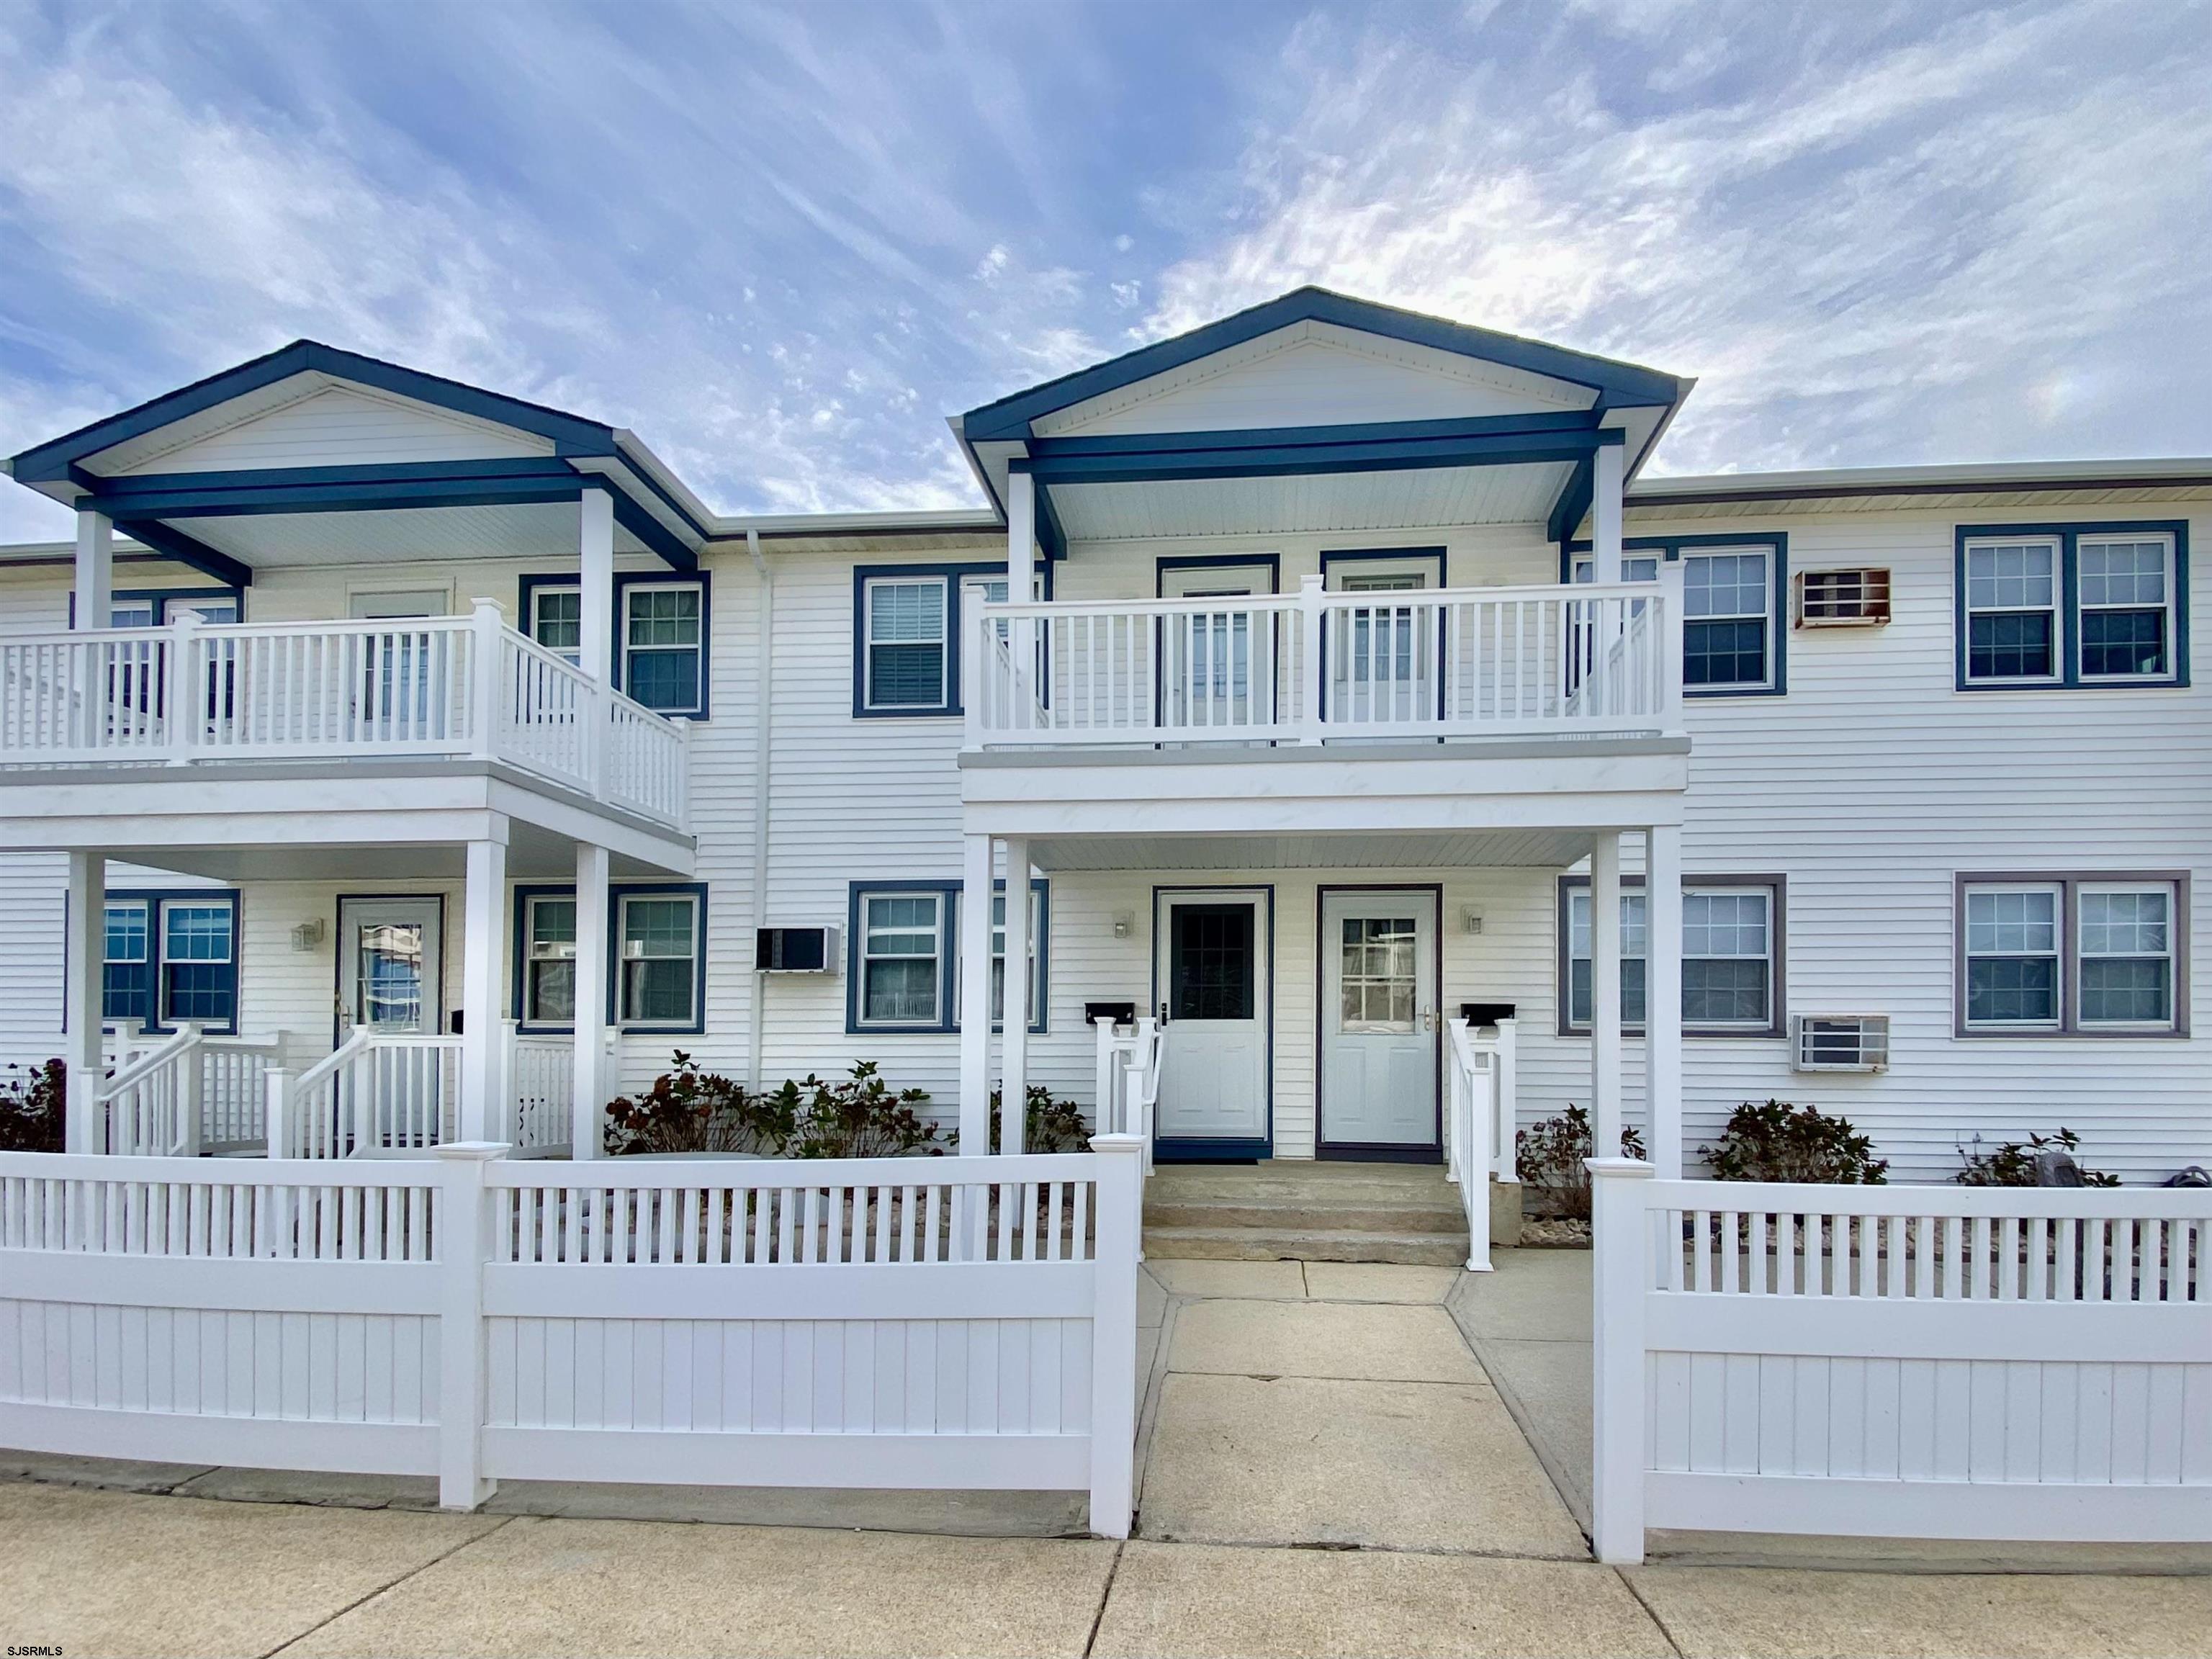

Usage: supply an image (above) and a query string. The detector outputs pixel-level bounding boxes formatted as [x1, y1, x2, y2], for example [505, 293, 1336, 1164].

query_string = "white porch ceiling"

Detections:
[1026, 828, 1595, 873]
[1048, 460, 1570, 542]
[166, 501, 654, 569]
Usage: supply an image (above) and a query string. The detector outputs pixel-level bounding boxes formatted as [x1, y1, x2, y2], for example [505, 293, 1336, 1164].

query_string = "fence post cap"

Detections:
[467, 597, 503, 616]
[434, 1141, 511, 1162]
[1089, 1133, 1145, 1156]
[1585, 1156, 1655, 1179]
[1298, 573, 1325, 593]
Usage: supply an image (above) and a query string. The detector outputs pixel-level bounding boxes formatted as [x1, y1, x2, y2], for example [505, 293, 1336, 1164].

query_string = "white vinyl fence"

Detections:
[0, 1139, 1144, 1533]
[1589, 1162, 2212, 1562]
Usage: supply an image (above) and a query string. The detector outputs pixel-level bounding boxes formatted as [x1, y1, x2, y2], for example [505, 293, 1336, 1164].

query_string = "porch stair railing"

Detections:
[97, 1024, 282, 1155]
[1446, 1015, 1518, 1272]
[968, 575, 1681, 750]
[279, 1030, 460, 1159]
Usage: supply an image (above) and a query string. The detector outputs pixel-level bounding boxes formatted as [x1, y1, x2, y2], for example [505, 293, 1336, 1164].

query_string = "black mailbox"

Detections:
[1460, 1002, 1516, 1026]
[1084, 1001, 1138, 1026]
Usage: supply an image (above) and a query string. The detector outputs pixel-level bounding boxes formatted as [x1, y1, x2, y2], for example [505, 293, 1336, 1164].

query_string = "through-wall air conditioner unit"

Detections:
[1792, 1015, 1889, 1073]
[755, 925, 839, 974]
[530, 939, 578, 962]
[1794, 568, 1892, 628]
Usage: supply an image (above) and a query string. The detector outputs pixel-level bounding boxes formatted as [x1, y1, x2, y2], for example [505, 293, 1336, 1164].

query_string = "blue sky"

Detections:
[1, 0, 2207, 539]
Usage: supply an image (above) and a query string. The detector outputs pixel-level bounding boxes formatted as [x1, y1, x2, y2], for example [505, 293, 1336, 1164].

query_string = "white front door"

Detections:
[1319, 889, 1439, 1151]
[1158, 562, 1274, 732]
[336, 896, 444, 1038]
[1154, 891, 1269, 1146]
[1328, 567, 1435, 727]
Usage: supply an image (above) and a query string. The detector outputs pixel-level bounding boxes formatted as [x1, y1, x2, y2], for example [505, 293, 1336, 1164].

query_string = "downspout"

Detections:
[745, 528, 774, 1092]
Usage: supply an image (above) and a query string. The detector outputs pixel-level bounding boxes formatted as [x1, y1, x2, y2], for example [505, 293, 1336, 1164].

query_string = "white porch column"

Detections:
[572, 840, 611, 1159]
[580, 487, 616, 796]
[1591, 441, 1624, 585]
[958, 832, 995, 1153]
[459, 821, 510, 1142]
[1645, 824, 1684, 1176]
[73, 508, 112, 629]
[999, 837, 1030, 1154]
[1590, 831, 1624, 1158]
[64, 850, 106, 1153]
[1006, 468, 1035, 594]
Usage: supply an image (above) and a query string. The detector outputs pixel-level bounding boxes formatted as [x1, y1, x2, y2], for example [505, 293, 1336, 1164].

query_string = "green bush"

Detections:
[1702, 1100, 1887, 1184]
[948, 1084, 1092, 1155]
[1955, 1126, 2120, 1188]
[606, 1055, 943, 1160]
[0, 1058, 65, 1153]
[1516, 1104, 1645, 1220]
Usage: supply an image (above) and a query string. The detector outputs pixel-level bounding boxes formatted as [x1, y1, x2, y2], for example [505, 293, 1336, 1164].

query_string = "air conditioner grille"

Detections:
[1793, 1015, 1889, 1072]
[1796, 568, 1892, 628]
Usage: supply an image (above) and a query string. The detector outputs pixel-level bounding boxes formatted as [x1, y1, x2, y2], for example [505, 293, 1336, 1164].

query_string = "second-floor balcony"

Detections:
[964, 575, 1683, 753]
[0, 601, 689, 832]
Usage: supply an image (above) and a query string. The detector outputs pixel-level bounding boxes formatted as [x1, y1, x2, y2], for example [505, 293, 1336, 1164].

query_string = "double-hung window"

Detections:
[619, 890, 702, 1029]
[523, 895, 577, 1025]
[531, 588, 583, 665]
[855, 891, 948, 1028]
[1959, 525, 2183, 688]
[1560, 876, 1782, 1035]
[863, 577, 950, 711]
[990, 885, 1046, 1031]
[1572, 541, 1779, 693]
[621, 582, 704, 715]
[1959, 876, 2184, 1034]
[103, 895, 240, 1033]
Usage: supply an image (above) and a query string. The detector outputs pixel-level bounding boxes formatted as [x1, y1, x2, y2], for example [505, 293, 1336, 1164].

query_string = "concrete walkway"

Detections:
[7, 1252, 2211, 1656]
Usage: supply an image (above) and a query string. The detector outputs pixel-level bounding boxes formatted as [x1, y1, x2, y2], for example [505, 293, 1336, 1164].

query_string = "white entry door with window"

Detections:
[1325, 556, 1438, 728]
[337, 896, 445, 1038]
[1318, 889, 1439, 1151]
[1153, 890, 1269, 1147]
[1158, 562, 1275, 733]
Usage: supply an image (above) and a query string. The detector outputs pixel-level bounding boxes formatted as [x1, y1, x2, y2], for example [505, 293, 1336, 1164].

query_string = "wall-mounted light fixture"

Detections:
[290, 918, 326, 953]
[1460, 907, 1484, 935]
[1111, 912, 1135, 939]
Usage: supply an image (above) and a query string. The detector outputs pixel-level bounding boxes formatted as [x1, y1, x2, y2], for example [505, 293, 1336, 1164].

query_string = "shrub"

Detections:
[1702, 1100, 1887, 1184]
[1955, 1126, 2121, 1188]
[1516, 1104, 1645, 1220]
[607, 1056, 943, 1160]
[948, 1085, 1092, 1155]
[603, 1051, 786, 1156]
[0, 1058, 65, 1153]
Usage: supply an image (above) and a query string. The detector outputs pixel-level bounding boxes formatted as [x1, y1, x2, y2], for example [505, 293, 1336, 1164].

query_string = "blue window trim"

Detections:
[843, 878, 1051, 1035]
[96, 889, 241, 1037]
[1155, 552, 1282, 596]
[1562, 531, 1789, 698]
[510, 881, 708, 1035]
[513, 570, 713, 719]
[850, 561, 1049, 719]
[1952, 520, 2190, 692]
[71, 585, 246, 628]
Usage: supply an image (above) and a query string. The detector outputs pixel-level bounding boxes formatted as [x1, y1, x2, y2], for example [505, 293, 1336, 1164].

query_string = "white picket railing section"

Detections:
[282, 1033, 461, 1159]
[96, 1025, 281, 1156]
[1588, 1164, 2212, 1563]
[1444, 1017, 1517, 1272]
[0, 606, 688, 830]
[507, 1030, 582, 1156]
[967, 576, 1681, 749]
[0, 1141, 1145, 1534]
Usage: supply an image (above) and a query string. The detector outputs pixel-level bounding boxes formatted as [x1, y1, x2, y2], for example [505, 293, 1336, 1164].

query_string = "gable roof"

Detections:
[961, 286, 1691, 444]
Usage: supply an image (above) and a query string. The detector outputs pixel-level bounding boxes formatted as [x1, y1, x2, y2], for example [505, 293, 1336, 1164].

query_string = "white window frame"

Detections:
[1681, 886, 1776, 1032]
[158, 899, 239, 1030]
[2075, 534, 2179, 684]
[616, 890, 700, 1030]
[1565, 888, 1649, 1033]
[855, 889, 948, 1030]
[1962, 536, 2062, 686]
[1961, 881, 2065, 1031]
[2074, 881, 2180, 1030]
[530, 585, 584, 666]
[104, 899, 150, 968]
[863, 576, 952, 712]
[619, 580, 705, 716]
[989, 884, 1046, 1033]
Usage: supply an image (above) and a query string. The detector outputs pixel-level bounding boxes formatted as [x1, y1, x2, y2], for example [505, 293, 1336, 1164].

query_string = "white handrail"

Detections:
[97, 1023, 202, 1156]
[1445, 1017, 1498, 1272]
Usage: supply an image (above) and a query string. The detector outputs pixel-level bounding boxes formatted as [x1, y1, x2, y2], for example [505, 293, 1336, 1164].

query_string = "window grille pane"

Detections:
[1966, 889, 2056, 954]
[624, 898, 696, 959]
[2078, 541, 2166, 607]
[1567, 891, 1650, 1026]
[534, 589, 582, 653]
[2080, 890, 2167, 956]
[2080, 958, 2170, 1024]
[1969, 612, 2056, 680]
[626, 649, 701, 711]
[531, 899, 578, 947]
[163, 905, 233, 963]
[1683, 619, 1766, 686]
[1683, 892, 1767, 958]
[163, 963, 235, 1024]
[626, 588, 700, 647]
[104, 903, 148, 964]
[1966, 544, 2055, 610]
[1967, 956, 2058, 1024]
[1683, 958, 1768, 1025]
[1568, 958, 1648, 1027]
[1684, 553, 1767, 619]
[2080, 608, 2167, 678]
[624, 959, 693, 1024]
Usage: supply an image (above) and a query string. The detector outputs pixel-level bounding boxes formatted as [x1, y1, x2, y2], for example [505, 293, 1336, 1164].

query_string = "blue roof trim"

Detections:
[107, 517, 254, 589]
[1033, 480, 1068, 564]
[960, 287, 1685, 442]
[1013, 421, 1617, 486]
[10, 339, 619, 482]
[1547, 456, 1596, 546]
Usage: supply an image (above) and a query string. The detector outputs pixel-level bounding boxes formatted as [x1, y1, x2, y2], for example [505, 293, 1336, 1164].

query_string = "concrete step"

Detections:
[1143, 1196, 1468, 1234]
[1143, 1223, 1471, 1267]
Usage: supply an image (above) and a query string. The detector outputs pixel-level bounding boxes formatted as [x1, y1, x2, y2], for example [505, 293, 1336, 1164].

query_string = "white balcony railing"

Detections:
[966, 575, 1682, 750]
[0, 601, 688, 830]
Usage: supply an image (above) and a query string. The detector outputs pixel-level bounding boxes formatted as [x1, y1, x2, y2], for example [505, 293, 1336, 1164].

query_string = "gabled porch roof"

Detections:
[4, 341, 714, 587]
[958, 287, 1694, 553]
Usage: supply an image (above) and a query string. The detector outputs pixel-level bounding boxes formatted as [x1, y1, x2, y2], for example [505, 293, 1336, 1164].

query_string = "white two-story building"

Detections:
[1, 288, 2205, 1189]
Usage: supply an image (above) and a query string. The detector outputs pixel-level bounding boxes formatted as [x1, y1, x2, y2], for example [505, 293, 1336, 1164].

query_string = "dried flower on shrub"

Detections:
[1515, 1104, 1645, 1220]
[948, 1085, 1092, 1155]
[1702, 1099, 1887, 1185]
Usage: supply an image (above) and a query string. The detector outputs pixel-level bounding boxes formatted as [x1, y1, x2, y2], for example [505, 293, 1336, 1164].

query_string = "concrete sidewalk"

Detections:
[6, 1254, 2211, 1657]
